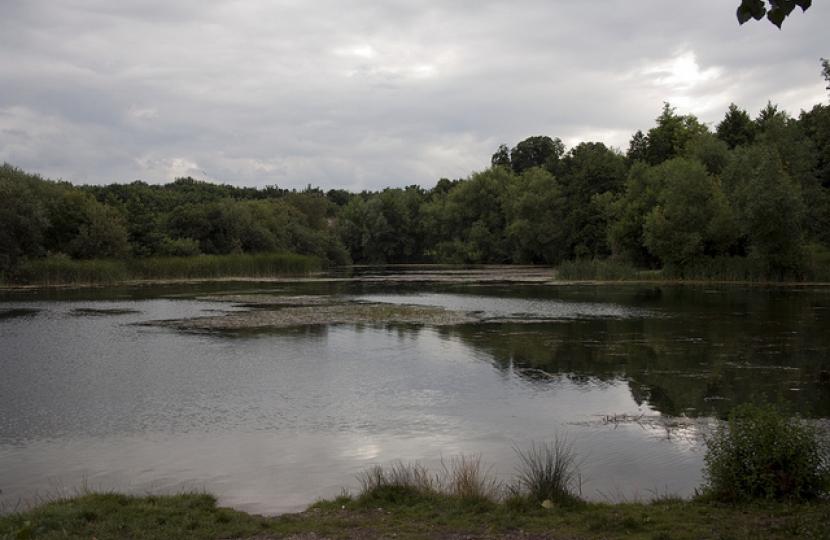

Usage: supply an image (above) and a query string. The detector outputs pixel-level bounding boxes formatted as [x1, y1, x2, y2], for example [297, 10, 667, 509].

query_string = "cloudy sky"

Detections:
[1, 1, 827, 192]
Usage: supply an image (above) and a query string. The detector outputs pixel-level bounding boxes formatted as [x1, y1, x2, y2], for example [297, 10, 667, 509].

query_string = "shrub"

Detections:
[512, 436, 583, 506]
[700, 401, 830, 503]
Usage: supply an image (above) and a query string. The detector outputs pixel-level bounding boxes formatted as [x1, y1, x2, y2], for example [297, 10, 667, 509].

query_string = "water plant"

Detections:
[700, 400, 830, 503]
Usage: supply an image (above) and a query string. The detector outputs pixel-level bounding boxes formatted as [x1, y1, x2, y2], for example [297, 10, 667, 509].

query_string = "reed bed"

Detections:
[22, 258, 129, 286]
[16, 253, 321, 286]
[127, 253, 321, 280]
[556, 259, 640, 281]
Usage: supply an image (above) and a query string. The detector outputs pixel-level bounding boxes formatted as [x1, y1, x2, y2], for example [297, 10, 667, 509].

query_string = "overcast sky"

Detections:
[1, 1, 827, 192]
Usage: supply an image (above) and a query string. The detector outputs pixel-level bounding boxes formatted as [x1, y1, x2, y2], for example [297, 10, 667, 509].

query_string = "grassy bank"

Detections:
[556, 256, 830, 283]
[9, 253, 322, 286]
[2, 489, 830, 540]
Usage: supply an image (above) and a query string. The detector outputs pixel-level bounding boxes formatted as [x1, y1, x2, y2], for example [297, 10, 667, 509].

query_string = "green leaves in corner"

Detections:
[737, 0, 812, 28]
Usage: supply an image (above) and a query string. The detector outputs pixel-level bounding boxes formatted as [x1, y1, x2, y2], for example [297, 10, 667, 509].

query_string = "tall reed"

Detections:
[127, 253, 321, 280]
[22, 258, 128, 286]
[15, 253, 321, 286]
[556, 259, 639, 281]
[513, 437, 583, 506]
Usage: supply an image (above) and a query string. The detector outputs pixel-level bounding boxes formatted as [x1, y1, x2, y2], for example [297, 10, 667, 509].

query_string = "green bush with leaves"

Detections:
[700, 401, 830, 503]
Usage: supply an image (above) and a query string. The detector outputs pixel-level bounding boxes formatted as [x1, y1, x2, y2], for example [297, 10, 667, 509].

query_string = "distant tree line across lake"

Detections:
[2, 97, 830, 283]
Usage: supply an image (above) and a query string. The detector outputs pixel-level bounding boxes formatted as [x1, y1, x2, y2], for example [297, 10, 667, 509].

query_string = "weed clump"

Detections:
[512, 437, 583, 506]
[355, 462, 436, 507]
[700, 401, 830, 503]
[355, 455, 503, 510]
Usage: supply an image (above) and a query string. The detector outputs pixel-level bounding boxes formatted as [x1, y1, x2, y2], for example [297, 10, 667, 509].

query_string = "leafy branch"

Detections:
[737, 0, 811, 28]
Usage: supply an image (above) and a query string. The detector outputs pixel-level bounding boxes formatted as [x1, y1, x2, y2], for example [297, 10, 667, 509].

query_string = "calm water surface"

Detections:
[1, 279, 829, 514]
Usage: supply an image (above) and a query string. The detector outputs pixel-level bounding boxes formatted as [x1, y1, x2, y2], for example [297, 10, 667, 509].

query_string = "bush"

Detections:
[700, 401, 830, 503]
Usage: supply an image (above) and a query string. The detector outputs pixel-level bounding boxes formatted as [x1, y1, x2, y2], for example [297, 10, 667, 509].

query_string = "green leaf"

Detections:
[767, 8, 786, 28]
[737, 0, 767, 24]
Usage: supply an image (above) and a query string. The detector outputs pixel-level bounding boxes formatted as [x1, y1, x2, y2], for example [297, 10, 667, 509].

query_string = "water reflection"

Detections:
[1, 281, 828, 515]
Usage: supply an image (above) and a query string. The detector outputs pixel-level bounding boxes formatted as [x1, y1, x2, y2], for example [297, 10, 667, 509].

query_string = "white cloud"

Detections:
[1, 0, 828, 190]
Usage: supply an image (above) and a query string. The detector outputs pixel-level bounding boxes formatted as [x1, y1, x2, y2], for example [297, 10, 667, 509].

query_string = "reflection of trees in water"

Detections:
[438, 308, 830, 418]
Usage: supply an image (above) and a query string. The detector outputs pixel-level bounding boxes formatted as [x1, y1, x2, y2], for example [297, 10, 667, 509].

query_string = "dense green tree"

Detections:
[338, 187, 424, 264]
[122, 196, 168, 258]
[628, 103, 709, 166]
[491, 144, 511, 168]
[0, 165, 50, 277]
[65, 202, 132, 260]
[556, 142, 629, 259]
[642, 159, 737, 266]
[325, 189, 355, 216]
[755, 102, 788, 134]
[683, 132, 731, 177]
[722, 144, 807, 277]
[798, 103, 830, 189]
[608, 161, 664, 267]
[504, 168, 568, 264]
[509, 136, 565, 175]
[282, 187, 329, 231]
[716, 104, 757, 149]
[424, 168, 512, 263]
[43, 186, 131, 260]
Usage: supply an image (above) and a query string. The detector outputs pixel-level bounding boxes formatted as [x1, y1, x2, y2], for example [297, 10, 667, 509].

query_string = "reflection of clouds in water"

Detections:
[416, 324, 482, 364]
[1, 302, 705, 516]
[356, 293, 655, 321]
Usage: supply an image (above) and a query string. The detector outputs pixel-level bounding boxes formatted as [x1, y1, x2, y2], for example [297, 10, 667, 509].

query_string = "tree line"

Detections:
[2, 97, 829, 282]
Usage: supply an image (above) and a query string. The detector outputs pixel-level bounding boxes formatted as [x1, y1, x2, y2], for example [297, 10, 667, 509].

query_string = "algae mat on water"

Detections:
[143, 295, 480, 331]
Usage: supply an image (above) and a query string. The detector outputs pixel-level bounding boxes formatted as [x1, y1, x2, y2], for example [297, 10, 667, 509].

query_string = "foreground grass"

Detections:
[3, 491, 830, 540]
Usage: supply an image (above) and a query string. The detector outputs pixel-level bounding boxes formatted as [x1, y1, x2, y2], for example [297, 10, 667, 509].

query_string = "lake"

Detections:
[1, 270, 829, 515]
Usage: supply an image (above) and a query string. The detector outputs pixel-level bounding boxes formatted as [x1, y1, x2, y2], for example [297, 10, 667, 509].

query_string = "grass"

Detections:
[3, 487, 830, 540]
[0, 491, 271, 540]
[14, 252, 321, 286]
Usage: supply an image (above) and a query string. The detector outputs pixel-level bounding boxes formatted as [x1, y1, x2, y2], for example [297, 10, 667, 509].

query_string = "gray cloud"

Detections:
[1, 0, 827, 191]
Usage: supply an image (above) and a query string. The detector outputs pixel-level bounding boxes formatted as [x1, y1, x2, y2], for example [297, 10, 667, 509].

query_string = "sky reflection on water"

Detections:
[2, 282, 828, 515]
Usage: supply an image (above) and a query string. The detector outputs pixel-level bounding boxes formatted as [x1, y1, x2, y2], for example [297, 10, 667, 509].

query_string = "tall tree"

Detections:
[504, 167, 568, 264]
[556, 142, 629, 259]
[716, 104, 757, 149]
[642, 158, 736, 266]
[491, 144, 511, 168]
[628, 103, 709, 166]
[722, 144, 807, 277]
[510, 136, 565, 175]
